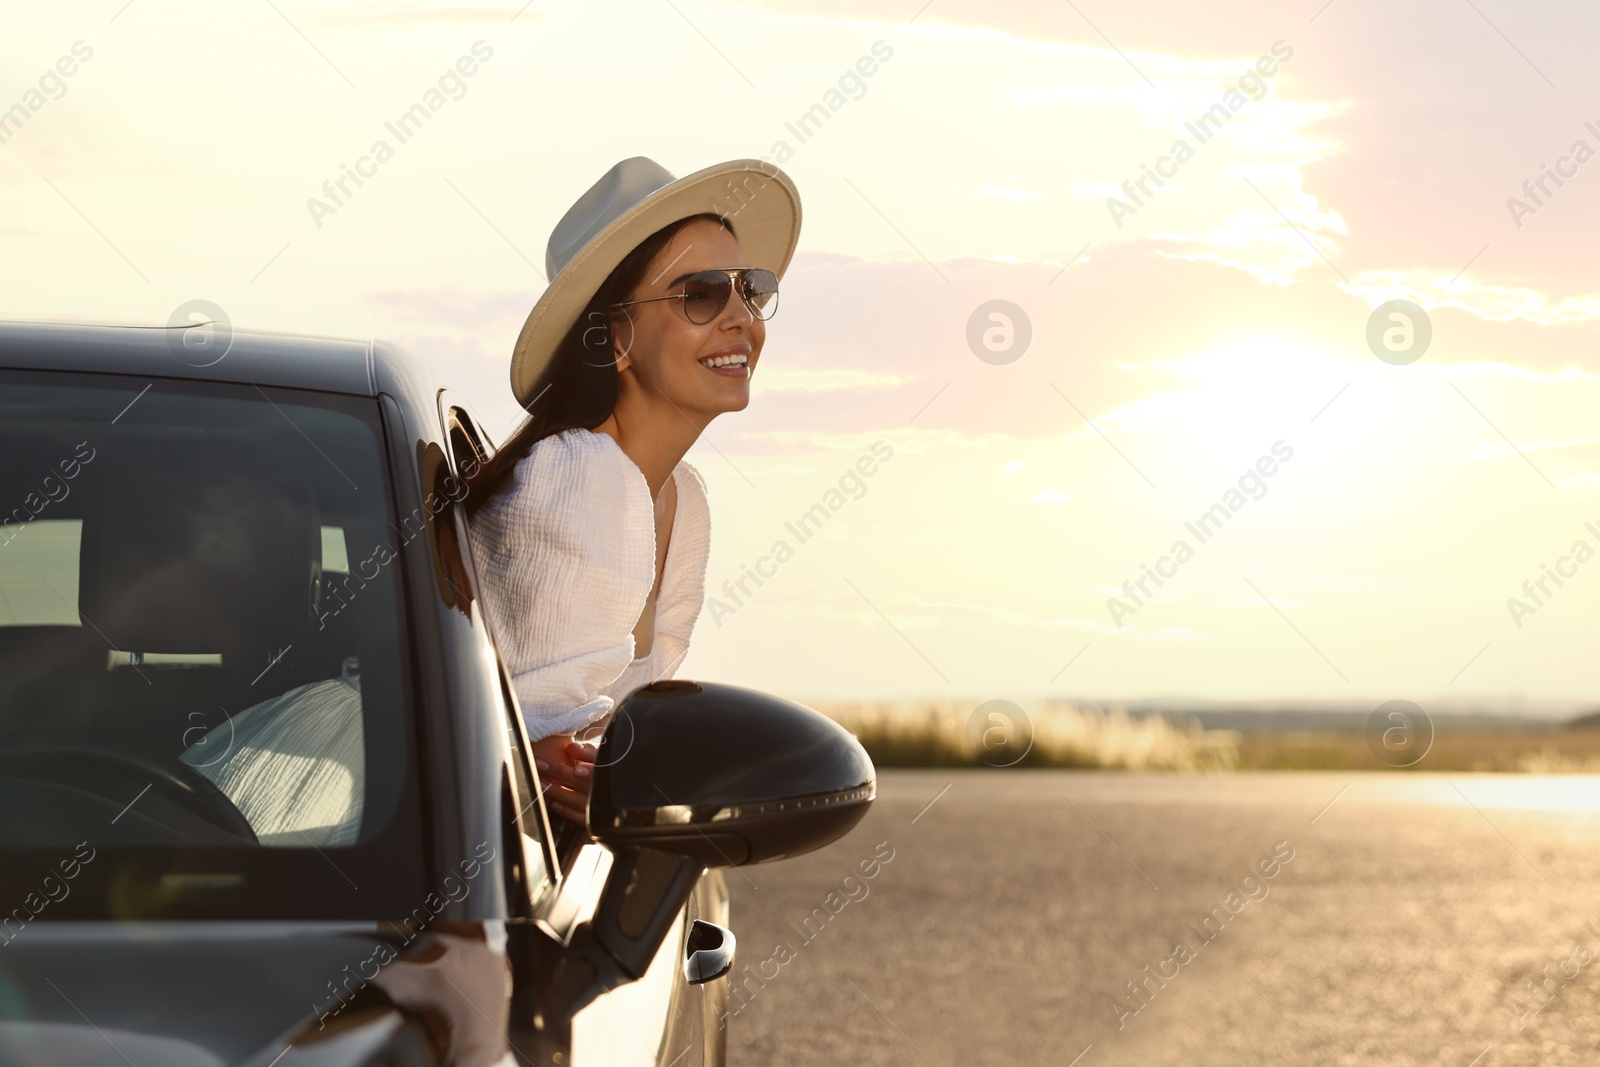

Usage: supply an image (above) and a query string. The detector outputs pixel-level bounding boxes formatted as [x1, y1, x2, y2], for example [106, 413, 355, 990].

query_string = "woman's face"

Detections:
[610, 217, 766, 420]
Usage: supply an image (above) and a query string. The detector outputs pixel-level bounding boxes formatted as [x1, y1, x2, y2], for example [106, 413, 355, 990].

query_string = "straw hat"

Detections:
[510, 156, 802, 408]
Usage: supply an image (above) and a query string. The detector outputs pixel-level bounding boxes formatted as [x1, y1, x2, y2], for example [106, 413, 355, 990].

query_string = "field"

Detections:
[1235, 730, 1600, 772]
[809, 699, 1600, 773]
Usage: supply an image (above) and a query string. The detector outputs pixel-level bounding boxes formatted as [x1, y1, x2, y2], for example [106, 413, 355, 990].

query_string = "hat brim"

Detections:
[510, 158, 802, 409]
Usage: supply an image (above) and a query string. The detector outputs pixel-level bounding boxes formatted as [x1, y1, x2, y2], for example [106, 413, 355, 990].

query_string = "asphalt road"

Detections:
[726, 770, 1600, 1067]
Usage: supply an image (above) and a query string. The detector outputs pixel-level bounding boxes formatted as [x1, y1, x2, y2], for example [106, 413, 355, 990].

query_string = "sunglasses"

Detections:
[609, 267, 779, 325]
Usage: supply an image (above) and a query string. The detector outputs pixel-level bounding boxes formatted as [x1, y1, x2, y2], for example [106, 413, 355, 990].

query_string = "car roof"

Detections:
[0, 319, 421, 397]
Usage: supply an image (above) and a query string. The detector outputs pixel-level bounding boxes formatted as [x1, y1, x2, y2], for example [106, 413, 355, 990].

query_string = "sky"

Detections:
[4, 0, 1600, 716]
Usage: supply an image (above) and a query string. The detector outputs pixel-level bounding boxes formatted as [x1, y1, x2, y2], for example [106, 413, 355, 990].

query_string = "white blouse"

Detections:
[465, 427, 710, 741]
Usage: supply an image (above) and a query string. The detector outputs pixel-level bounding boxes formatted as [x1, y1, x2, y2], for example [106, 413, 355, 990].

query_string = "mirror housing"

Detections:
[588, 681, 875, 866]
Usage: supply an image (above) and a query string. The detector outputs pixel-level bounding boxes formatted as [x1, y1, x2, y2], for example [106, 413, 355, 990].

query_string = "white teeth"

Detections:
[700, 353, 749, 368]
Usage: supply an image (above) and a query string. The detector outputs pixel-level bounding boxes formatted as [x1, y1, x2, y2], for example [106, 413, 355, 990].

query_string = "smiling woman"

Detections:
[460, 156, 801, 826]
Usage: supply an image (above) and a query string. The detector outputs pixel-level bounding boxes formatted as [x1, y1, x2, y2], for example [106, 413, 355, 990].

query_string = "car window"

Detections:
[0, 518, 84, 626]
[321, 524, 350, 572]
[0, 370, 414, 856]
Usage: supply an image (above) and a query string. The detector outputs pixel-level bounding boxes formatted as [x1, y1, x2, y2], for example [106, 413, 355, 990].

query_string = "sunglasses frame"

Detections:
[608, 267, 779, 325]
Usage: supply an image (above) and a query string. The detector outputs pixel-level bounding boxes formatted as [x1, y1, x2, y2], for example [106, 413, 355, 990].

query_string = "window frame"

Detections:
[437, 395, 565, 912]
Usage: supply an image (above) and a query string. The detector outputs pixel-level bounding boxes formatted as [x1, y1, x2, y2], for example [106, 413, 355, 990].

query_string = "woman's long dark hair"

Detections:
[463, 211, 735, 515]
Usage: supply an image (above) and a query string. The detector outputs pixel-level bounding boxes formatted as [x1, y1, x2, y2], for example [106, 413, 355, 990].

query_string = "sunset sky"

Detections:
[5, 0, 1600, 716]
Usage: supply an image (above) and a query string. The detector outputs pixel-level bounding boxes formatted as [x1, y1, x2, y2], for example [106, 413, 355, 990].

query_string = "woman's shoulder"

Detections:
[499, 428, 645, 507]
[523, 426, 635, 476]
[468, 428, 652, 556]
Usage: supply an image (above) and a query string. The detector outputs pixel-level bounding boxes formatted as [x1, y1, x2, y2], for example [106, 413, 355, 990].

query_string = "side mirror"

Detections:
[537, 682, 876, 1028]
[589, 680, 876, 866]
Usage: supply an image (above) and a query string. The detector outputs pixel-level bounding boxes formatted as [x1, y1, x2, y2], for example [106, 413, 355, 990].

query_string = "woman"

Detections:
[463, 156, 802, 824]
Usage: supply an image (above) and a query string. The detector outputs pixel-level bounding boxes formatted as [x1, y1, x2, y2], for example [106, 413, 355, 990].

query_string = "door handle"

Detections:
[683, 919, 736, 984]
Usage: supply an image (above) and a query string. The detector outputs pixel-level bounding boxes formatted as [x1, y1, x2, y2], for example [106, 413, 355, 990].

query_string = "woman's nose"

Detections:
[718, 274, 757, 328]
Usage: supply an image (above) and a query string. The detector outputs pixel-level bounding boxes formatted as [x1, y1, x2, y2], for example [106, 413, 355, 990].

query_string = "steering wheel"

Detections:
[0, 731, 258, 842]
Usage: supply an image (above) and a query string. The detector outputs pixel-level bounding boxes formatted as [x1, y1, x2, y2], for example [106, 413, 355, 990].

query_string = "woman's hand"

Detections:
[529, 732, 598, 824]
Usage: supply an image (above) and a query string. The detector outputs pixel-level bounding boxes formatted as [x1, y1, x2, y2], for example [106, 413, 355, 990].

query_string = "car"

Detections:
[0, 319, 877, 1067]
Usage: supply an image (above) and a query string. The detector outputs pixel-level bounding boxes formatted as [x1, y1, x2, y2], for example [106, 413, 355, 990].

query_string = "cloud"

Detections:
[1342, 270, 1600, 328]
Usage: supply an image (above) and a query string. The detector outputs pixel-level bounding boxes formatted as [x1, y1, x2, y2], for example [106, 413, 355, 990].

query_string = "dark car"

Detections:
[0, 320, 875, 1066]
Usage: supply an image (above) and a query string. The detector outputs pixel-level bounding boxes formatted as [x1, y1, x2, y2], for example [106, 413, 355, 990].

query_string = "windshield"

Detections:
[0, 368, 424, 918]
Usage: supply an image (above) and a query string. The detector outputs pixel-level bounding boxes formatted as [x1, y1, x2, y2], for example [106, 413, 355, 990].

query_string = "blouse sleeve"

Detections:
[465, 429, 654, 741]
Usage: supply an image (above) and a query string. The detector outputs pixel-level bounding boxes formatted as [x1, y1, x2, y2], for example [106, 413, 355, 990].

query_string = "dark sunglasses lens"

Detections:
[679, 270, 781, 322]
[743, 270, 778, 318]
[682, 273, 732, 323]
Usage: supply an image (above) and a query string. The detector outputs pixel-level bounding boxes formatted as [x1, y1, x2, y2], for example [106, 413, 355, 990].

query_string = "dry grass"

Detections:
[1513, 747, 1600, 773]
[812, 700, 1241, 772]
[1234, 729, 1600, 772]
[812, 701, 1600, 773]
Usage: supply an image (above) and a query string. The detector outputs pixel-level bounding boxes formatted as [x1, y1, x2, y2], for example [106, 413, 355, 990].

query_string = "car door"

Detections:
[440, 395, 727, 1066]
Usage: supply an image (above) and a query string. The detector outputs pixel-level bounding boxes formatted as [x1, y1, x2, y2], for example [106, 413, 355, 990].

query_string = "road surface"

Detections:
[726, 770, 1600, 1066]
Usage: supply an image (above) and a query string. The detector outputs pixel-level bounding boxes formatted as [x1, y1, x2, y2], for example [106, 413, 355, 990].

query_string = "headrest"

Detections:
[78, 468, 321, 654]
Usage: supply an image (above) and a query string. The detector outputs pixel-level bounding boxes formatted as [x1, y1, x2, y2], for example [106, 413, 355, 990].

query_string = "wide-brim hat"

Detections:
[510, 156, 803, 409]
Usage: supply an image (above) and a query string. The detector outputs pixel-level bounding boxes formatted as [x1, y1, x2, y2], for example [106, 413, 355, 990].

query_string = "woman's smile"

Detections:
[698, 341, 752, 378]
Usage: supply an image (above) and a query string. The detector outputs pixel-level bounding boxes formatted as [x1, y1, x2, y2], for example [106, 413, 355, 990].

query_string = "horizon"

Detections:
[795, 692, 1598, 724]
